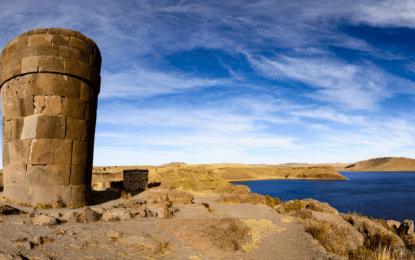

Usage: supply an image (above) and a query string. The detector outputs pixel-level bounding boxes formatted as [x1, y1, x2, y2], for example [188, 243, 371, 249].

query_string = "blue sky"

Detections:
[1, 0, 415, 166]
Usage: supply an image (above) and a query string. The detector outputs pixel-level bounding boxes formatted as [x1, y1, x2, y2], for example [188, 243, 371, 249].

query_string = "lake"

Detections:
[233, 171, 415, 222]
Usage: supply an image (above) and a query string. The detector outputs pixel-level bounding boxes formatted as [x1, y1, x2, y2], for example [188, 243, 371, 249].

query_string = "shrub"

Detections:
[364, 233, 397, 251]
[306, 203, 322, 212]
[349, 245, 374, 260]
[285, 199, 305, 213]
[265, 195, 275, 208]
[36, 203, 53, 209]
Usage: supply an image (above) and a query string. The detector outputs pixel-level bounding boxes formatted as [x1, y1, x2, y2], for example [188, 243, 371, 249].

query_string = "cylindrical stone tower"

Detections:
[0, 28, 101, 208]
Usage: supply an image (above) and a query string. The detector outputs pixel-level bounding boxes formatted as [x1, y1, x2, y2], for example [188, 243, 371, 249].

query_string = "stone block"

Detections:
[21, 56, 39, 73]
[16, 37, 28, 50]
[78, 62, 92, 80]
[77, 32, 88, 42]
[48, 28, 62, 35]
[26, 45, 37, 57]
[34, 28, 48, 34]
[4, 165, 26, 186]
[38, 56, 64, 73]
[66, 117, 87, 141]
[35, 115, 66, 139]
[4, 100, 23, 121]
[12, 117, 24, 140]
[71, 185, 86, 207]
[62, 98, 85, 119]
[5, 77, 26, 102]
[36, 45, 59, 56]
[11, 62, 22, 77]
[53, 75, 81, 99]
[53, 185, 72, 207]
[9, 140, 32, 165]
[69, 37, 85, 50]
[27, 165, 46, 186]
[64, 58, 79, 75]
[79, 50, 90, 64]
[2, 65, 12, 80]
[54, 139, 72, 164]
[26, 73, 54, 96]
[29, 185, 54, 206]
[28, 34, 52, 46]
[72, 141, 87, 165]
[2, 143, 10, 166]
[44, 96, 62, 115]
[70, 165, 86, 185]
[22, 115, 37, 139]
[61, 29, 77, 38]
[45, 165, 71, 186]
[3, 120, 12, 143]
[14, 48, 27, 61]
[84, 43, 94, 54]
[85, 103, 91, 121]
[30, 139, 54, 164]
[3, 52, 14, 67]
[26, 30, 34, 36]
[22, 96, 34, 117]
[34, 96, 46, 114]
[52, 34, 70, 46]
[1, 84, 7, 106]
[123, 170, 149, 192]
[59, 45, 79, 59]
[80, 81, 91, 101]
[4, 185, 30, 205]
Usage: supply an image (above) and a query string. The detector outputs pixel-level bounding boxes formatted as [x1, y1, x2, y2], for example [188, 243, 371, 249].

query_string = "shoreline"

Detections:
[228, 176, 348, 183]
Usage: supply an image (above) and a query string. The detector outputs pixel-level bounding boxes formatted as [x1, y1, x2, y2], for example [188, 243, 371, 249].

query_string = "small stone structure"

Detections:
[0, 28, 101, 207]
[123, 169, 149, 192]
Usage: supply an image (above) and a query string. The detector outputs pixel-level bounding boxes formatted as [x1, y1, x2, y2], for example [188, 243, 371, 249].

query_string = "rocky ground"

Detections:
[0, 184, 414, 260]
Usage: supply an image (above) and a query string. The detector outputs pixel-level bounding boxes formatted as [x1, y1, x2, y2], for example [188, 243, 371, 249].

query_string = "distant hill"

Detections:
[160, 162, 187, 167]
[336, 157, 415, 172]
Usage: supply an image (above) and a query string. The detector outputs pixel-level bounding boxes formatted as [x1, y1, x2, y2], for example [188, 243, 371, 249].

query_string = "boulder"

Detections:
[145, 204, 173, 219]
[398, 220, 414, 237]
[301, 198, 339, 215]
[48, 212, 61, 219]
[215, 193, 266, 205]
[341, 214, 405, 248]
[386, 220, 401, 232]
[91, 207, 105, 215]
[60, 212, 78, 222]
[294, 210, 364, 253]
[79, 207, 101, 223]
[132, 189, 194, 204]
[157, 218, 252, 258]
[121, 234, 164, 254]
[0, 204, 24, 215]
[32, 215, 57, 226]
[102, 208, 131, 221]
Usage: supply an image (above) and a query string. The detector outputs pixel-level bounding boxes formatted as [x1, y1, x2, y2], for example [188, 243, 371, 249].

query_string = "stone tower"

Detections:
[0, 28, 101, 207]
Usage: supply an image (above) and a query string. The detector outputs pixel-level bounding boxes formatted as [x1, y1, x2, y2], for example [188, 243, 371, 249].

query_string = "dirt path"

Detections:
[0, 191, 344, 260]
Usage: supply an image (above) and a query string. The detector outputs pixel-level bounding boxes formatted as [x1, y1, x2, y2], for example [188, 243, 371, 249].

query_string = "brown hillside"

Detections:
[336, 157, 415, 171]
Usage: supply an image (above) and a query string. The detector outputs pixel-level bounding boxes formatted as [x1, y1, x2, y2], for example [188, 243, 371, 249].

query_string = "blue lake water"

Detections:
[233, 171, 415, 222]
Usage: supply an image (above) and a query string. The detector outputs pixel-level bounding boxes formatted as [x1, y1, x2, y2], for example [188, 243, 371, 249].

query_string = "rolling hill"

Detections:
[335, 157, 415, 172]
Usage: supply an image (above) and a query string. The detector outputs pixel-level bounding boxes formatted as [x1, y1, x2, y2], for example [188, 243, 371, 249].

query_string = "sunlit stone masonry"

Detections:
[0, 28, 102, 207]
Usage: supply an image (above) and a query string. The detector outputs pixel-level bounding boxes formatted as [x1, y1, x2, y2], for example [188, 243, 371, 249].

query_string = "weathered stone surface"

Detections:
[53, 139, 72, 164]
[145, 204, 172, 219]
[26, 165, 47, 186]
[386, 220, 401, 232]
[48, 212, 62, 219]
[3, 120, 12, 143]
[341, 214, 405, 248]
[30, 139, 54, 164]
[29, 185, 72, 207]
[21, 115, 37, 139]
[121, 235, 164, 254]
[72, 141, 87, 164]
[3, 165, 27, 186]
[11, 118, 24, 140]
[35, 115, 65, 139]
[53, 74, 81, 99]
[28, 35, 52, 46]
[25, 73, 54, 96]
[123, 169, 148, 192]
[70, 165, 86, 185]
[62, 98, 85, 119]
[66, 117, 87, 141]
[301, 198, 339, 215]
[60, 212, 78, 222]
[45, 165, 71, 186]
[79, 207, 101, 223]
[158, 218, 252, 258]
[107, 231, 123, 239]
[32, 215, 57, 226]
[21, 56, 39, 74]
[9, 140, 31, 165]
[102, 208, 131, 221]
[133, 189, 194, 205]
[3, 185, 30, 205]
[2, 143, 10, 166]
[398, 220, 414, 236]
[71, 185, 86, 207]
[37, 45, 59, 56]
[38, 56, 64, 73]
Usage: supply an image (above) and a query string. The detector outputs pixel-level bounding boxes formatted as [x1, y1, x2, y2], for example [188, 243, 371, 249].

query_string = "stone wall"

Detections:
[0, 28, 101, 207]
[123, 170, 149, 192]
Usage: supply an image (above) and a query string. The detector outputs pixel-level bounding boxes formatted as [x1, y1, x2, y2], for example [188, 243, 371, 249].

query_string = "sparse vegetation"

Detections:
[265, 195, 281, 208]
[36, 203, 53, 209]
[285, 199, 304, 213]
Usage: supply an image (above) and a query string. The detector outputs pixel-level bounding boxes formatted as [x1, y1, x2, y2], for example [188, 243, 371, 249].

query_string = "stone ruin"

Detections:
[123, 169, 149, 192]
[0, 28, 101, 207]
